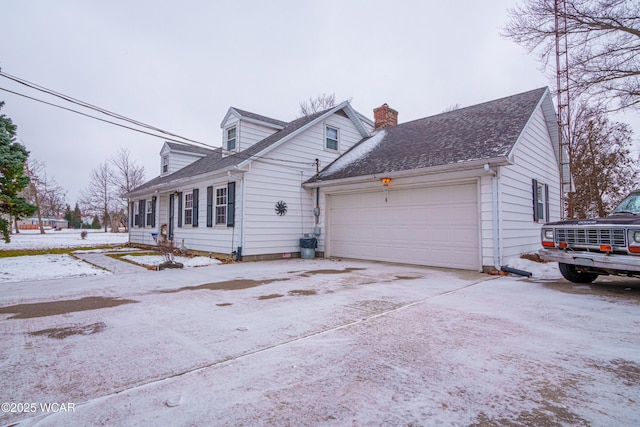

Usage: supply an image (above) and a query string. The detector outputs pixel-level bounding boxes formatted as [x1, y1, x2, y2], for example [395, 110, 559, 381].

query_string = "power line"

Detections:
[0, 70, 215, 149]
[1, 71, 321, 170]
[2, 86, 317, 169]
[0, 86, 215, 148]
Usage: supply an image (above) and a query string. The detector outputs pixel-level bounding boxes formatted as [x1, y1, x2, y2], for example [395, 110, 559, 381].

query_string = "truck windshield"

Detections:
[612, 192, 640, 215]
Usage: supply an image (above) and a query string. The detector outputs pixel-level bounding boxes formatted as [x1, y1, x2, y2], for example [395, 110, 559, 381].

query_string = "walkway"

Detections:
[74, 252, 148, 274]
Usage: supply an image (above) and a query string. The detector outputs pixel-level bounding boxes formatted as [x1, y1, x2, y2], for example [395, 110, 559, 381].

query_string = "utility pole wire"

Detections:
[0, 87, 216, 148]
[0, 71, 215, 149]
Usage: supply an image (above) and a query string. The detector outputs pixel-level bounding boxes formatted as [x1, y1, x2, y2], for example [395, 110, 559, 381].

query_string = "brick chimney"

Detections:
[373, 103, 398, 129]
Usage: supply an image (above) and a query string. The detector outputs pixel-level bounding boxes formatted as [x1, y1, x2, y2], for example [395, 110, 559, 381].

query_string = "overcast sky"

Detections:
[2, 1, 637, 205]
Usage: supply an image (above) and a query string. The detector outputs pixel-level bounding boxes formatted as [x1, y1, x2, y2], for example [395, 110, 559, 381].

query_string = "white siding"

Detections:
[166, 152, 205, 175]
[241, 113, 365, 256]
[238, 121, 279, 151]
[128, 195, 160, 247]
[159, 145, 208, 176]
[161, 179, 244, 254]
[221, 117, 280, 154]
[481, 104, 561, 265]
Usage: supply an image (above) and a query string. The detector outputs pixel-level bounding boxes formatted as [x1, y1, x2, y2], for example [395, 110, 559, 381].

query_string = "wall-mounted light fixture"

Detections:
[173, 191, 179, 198]
[380, 178, 391, 203]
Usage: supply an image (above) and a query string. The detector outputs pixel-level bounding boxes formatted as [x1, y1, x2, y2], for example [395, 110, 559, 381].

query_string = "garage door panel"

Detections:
[329, 183, 479, 270]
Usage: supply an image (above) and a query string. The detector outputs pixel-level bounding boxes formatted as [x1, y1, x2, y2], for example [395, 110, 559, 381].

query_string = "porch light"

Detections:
[380, 177, 391, 185]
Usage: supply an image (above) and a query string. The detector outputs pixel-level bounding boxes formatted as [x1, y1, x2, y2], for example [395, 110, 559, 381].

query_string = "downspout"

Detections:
[484, 164, 501, 270]
[314, 158, 320, 226]
[239, 173, 245, 260]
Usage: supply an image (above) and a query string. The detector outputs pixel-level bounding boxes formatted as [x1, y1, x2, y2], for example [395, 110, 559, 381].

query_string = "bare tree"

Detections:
[442, 103, 461, 113]
[503, 0, 640, 111]
[109, 148, 145, 231]
[80, 149, 145, 233]
[80, 161, 112, 232]
[22, 159, 68, 233]
[568, 102, 638, 217]
[298, 93, 337, 117]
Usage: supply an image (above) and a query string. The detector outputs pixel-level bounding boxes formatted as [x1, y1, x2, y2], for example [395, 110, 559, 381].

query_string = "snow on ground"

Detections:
[0, 230, 131, 283]
[1, 229, 129, 250]
[1, 233, 638, 425]
[0, 256, 638, 426]
[0, 254, 111, 283]
[505, 256, 563, 280]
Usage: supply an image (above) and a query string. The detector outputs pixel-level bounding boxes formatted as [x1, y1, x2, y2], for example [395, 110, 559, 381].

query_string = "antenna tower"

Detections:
[555, 0, 573, 219]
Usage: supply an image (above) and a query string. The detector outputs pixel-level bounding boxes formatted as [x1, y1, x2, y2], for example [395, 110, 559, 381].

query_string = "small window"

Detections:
[533, 179, 549, 222]
[325, 126, 339, 151]
[133, 201, 139, 226]
[162, 155, 169, 174]
[184, 193, 193, 225]
[226, 127, 237, 151]
[146, 200, 153, 226]
[216, 187, 227, 224]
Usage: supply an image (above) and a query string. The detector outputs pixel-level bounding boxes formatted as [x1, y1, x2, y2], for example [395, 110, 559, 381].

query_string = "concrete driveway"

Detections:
[1, 259, 639, 426]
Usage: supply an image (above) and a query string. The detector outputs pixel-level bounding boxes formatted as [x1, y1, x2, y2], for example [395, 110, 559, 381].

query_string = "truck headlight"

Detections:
[544, 229, 554, 240]
[634, 231, 640, 243]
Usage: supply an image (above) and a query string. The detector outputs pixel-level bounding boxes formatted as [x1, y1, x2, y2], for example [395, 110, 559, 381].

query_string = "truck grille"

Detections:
[556, 228, 626, 247]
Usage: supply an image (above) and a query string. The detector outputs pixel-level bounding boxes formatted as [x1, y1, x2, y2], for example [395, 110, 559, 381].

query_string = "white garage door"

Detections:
[328, 182, 479, 270]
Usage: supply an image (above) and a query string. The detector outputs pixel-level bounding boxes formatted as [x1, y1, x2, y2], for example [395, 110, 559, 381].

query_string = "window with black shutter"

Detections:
[192, 189, 199, 227]
[206, 186, 213, 227]
[139, 199, 146, 227]
[227, 182, 235, 227]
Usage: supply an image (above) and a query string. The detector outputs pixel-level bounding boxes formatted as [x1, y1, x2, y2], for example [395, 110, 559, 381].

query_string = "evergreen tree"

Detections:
[0, 101, 36, 242]
[63, 204, 72, 223]
[69, 203, 82, 229]
[91, 215, 101, 229]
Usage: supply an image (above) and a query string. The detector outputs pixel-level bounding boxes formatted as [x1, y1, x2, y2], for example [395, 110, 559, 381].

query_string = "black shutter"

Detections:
[206, 186, 213, 227]
[532, 179, 539, 222]
[177, 192, 183, 227]
[192, 189, 199, 227]
[227, 182, 235, 227]
[168, 194, 174, 240]
[130, 202, 134, 227]
[544, 184, 550, 222]
[151, 197, 156, 227]
[139, 199, 145, 227]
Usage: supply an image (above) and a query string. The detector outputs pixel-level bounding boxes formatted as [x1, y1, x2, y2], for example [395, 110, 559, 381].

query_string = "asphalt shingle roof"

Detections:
[312, 87, 548, 182]
[230, 108, 289, 128]
[125, 108, 330, 196]
[165, 142, 220, 156]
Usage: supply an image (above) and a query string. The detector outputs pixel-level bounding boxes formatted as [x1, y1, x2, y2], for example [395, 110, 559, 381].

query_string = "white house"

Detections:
[124, 87, 561, 271]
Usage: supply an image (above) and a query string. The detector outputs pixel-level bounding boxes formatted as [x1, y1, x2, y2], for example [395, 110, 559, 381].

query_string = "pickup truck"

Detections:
[539, 189, 640, 283]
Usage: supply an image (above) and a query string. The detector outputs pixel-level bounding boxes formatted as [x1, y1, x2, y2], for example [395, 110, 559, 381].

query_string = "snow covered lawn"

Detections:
[1, 259, 639, 426]
[1, 229, 129, 251]
[0, 254, 111, 283]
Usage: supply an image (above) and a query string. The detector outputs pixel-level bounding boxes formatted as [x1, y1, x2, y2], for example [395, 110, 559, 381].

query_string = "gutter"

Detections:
[303, 157, 511, 189]
[123, 164, 244, 199]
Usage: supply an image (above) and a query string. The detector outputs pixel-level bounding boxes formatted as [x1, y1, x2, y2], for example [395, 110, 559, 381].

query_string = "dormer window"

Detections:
[325, 125, 339, 151]
[162, 155, 169, 174]
[226, 126, 237, 151]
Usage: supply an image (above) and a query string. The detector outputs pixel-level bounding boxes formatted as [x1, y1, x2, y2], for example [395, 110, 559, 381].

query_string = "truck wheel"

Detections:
[558, 263, 598, 284]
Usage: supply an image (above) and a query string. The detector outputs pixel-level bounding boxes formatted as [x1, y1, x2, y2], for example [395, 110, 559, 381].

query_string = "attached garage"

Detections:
[327, 181, 480, 270]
